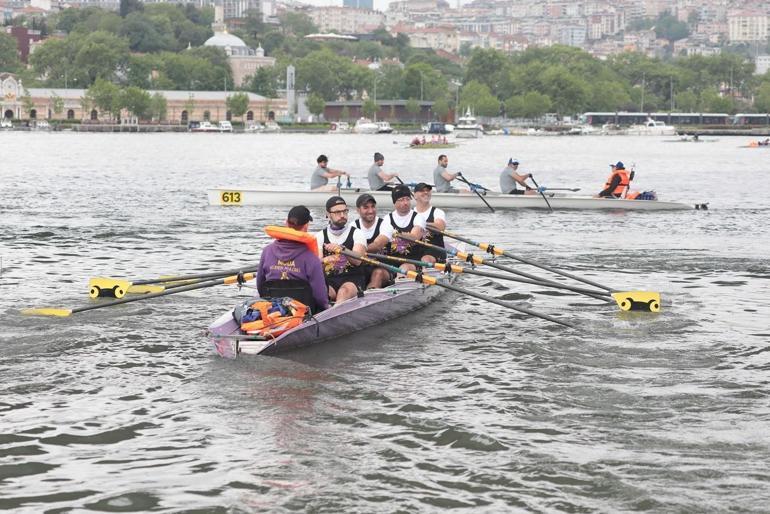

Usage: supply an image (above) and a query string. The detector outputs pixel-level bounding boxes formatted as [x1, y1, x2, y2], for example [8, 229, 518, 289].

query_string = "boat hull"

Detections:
[208, 275, 449, 357]
[207, 188, 697, 211]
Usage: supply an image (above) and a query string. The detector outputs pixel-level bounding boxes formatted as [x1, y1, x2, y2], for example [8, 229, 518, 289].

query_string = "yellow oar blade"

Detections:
[611, 291, 661, 312]
[21, 308, 74, 317]
[88, 278, 132, 299]
[127, 285, 166, 294]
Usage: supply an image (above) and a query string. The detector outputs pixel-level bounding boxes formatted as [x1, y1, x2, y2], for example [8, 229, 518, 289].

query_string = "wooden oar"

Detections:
[428, 226, 661, 312]
[367, 253, 614, 298]
[528, 175, 552, 212]
[341, 249, 574, 328]
[395, 234, 613, 304]
[22, 271, 257, 317]
[456, 173, 494, 213]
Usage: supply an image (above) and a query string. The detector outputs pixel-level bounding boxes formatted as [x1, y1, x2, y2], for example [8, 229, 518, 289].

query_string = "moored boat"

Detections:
[207, 270, 453, 357]
[353, 117, 378, 134]
[207, 187, 704, 211]
[454, 108, 483, 139]
[627, 118, 677, 136]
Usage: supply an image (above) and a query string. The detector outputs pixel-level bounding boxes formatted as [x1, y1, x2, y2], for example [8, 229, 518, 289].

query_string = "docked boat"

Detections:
[454, 108, 483, 139]
[627, 118, 677, 136]
[376, 121, 393, 134]
[263, 120, 281, 132]
[328, 121, 351, 134]
[208, 270, 453, 357]
[244, 121, 264, 133]
[190, 121, 220, 133]
[353, 118, 378, 134]
[207, 187, 704, 211]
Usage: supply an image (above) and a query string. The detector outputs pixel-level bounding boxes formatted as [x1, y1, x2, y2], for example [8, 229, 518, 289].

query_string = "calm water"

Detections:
[1, 132, 769, 512]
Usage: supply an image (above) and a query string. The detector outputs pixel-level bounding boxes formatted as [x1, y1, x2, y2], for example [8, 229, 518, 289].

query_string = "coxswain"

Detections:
[367, 152, 399, 191]
[354, 193, 393, 288]
[596, 161, 630, 198]
[316, 196, 368, 303]
[412, 182, 446, 264]
[311, 154, 350, 192]
[433, 154, 463, 193]
[257, 205, 330, 313]
[382, 184, 426, 272]
[500, 158, 536, 195]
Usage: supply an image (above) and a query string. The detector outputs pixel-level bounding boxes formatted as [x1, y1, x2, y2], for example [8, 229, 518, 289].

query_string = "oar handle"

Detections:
[339, 249, 436, 284]
[131, 266, 260, 285]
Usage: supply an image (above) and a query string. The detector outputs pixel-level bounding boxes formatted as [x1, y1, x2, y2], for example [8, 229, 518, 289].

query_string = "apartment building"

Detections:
[309, 6, 384, 34]
[727, 10, 769, 42]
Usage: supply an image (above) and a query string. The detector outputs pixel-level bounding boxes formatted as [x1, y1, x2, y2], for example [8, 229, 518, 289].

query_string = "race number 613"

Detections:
[221, 191, 242, 204]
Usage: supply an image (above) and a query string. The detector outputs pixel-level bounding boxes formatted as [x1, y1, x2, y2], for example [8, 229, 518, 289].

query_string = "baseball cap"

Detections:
[508, 158, 519, 165]
[413, 182, 433, 192]
[356, 193, 376, 207]
[374, 152, 384, 161]
[287, 205, 312, 227]
[615, 161, 625, 169]
[325, 195, 347, 212]
[391, 184, 412, 203]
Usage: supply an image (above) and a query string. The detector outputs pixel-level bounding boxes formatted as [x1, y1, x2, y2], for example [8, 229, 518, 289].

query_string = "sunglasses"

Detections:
[328, 209, 349, 215]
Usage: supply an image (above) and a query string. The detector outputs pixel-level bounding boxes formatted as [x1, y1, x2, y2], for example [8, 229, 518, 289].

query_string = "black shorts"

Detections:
[326, 273, 366, 293]
[421, 246, 446, 263]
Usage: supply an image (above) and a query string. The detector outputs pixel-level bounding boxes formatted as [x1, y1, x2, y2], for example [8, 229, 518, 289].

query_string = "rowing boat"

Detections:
[207, 188, 704, 211]
[207, 269, 454, 358]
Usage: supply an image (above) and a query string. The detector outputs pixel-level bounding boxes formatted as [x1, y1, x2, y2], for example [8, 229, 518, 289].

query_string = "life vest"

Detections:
[240, 297, 308, 338]
[626, 190, 641, 200]
[264, 225, 318, 257]
[604, 169, 630, 198]
[354, 217, 383, 245]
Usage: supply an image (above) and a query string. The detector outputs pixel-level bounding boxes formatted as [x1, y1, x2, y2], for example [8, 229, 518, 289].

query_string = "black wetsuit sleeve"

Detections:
[598, 174, 621, 197]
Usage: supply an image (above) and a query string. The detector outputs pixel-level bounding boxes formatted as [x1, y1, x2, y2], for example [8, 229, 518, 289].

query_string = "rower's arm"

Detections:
[378, 170, 398, 181]
[325, 168, 348, 178]
[348, 243, 367, 266]
[441, 170, 457, 182]
[367, 234, 390, 253]
[514, 172, 533, 190]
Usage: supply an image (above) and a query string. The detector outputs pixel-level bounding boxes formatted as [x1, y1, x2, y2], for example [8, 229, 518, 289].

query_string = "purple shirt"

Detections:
[257, 239, 329, 310]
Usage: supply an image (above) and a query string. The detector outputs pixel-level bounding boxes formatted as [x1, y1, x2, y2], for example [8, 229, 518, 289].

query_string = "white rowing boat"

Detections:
[207, 269, 453, 357]
[207, 188, 704, 211]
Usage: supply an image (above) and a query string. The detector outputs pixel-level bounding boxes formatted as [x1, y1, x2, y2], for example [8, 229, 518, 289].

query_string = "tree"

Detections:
[459, 80, 499, 116]
[50, 93, 65, 118]
[655, 11, 689, 42]
[120, 0, 144, 18]
[248, 67, 277, 97]
[305, 93, 325, 117]
[0, 32, 20, 72]
[755, 82, 770, 112]
[675, 90, 698, 112]
[226, 91, 250, 121]
[184, 93, 196, 119]
[86, 78, 121, 119]
[432, 97, 449, 120]
[278, 12, 317, 37]
[464, 48, 511, 97]
[120, 86, 152, 119]
[340, 105, 350, 121]
[21, 89, 35, 119]
[362, 98, 377, 119]
[150, 92, 167, 121]
[405, 97, 420, 121]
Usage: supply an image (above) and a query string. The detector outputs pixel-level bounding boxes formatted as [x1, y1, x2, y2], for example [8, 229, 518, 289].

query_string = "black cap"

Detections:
[413, 182, 432, 192]
[356, 193, 376, 207]
[317, 154, 328, 163]
[325, 195, 347, 212]
[374, 152, 384, 161]
[287, 205, 312, 227]
[391, 184, 412, 203]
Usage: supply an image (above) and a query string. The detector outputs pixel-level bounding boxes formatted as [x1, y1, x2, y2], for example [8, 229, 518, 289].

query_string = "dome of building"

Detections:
[204, 31, 248, 49]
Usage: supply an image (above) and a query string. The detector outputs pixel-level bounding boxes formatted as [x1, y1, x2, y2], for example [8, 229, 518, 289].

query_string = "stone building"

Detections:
[203, 30, 276, 88]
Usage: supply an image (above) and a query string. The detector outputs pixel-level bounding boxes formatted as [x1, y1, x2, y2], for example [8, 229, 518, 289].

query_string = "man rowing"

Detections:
[412, 182, 447, 264]
[433, 154, 463, 193]
[367, 152, 399, 191]
[500, 158, 536, 195]
[596, 161, 629, 198]
[382, 184, 426, 271]
[311, 154, 350, 192]
[354, 193, 393, 288]
[316, 196, 368, 303]
[257, 205, 329, 313]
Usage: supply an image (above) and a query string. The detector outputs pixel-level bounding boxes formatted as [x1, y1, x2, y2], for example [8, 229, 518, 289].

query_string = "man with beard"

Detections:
[367, 152, 400, 191]
[354, 193, 393, 289]
[381, 184, 426, 272]
[412, 182, 447, 264]
[315, 196, 368, 303]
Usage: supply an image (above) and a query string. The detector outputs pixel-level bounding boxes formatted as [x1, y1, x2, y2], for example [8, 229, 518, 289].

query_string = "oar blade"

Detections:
[611, 291, 661, 312]
[88, 277, 132, 299]
[21, 307, 74, 317]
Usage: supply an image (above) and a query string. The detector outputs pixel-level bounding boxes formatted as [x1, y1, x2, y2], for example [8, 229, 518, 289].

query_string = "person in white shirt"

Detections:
[315, 196, 368, 303]
[412, 182, 447, 264]
[354, 193, 393, 288]
[381, 185, 426, 272]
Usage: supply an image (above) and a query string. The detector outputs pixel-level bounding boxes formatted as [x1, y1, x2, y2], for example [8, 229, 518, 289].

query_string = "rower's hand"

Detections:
[526, 173, 533, 178]
[324, 243, 343, 253]
[456, 171, 463, 177]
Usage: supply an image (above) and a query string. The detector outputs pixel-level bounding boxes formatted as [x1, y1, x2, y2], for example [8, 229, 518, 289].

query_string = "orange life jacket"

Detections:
[264, 225, 319, 257]
[604, 169, 630, 197]
[240, 298, 308, 338]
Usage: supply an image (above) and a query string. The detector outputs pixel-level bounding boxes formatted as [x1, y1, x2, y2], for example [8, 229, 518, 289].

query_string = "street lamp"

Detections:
[451, 80, 462, 123]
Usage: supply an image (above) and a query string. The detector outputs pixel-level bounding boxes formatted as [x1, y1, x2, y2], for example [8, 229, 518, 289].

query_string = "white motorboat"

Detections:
[376, 121, 393, 134]
[218, 121, 233, 132]
[328, 121, 351, 134]
[454, 108, 483, 138]
[627, 118, 677, 136]
[244, 121, 264, 133]
[207, 187, 704, 211]
[190, 121, 220, 133]
[353, 118, 378, 134]
[263, 120, 281, 132]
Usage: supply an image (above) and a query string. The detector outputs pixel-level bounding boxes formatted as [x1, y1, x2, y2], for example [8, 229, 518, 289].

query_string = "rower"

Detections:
[412, 182, 446, 264]
[596, 161, 629, 198]
[354, 193, 393, 288]
[311, 154, 350, 192]
[257, 205, 329, 313]
[433, 154, 464, 193]
[382, 184, 426, 272]
[316, 196, 368, 303]
[500, 158, 536, 195]
[367, 152, 399, 191]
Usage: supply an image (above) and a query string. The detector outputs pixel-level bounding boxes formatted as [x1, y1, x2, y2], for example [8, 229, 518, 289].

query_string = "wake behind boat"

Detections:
[207, 187, 703, 211]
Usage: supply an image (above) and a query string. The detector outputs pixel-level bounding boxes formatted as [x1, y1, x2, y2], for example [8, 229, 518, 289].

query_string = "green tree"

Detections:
[120, 0, 144, 18]
[21, 89, 35, 119]
[362, 98, 377, 119]
[75, 31, 130, 85]
[504, 95, 526, 118]
[520, 91, 552, 118]
[464, 48, 511, 97]
[50, 93, 65, 117]
[119, 11, 175, 53]
[248, 67, 277, 97]
[459, 80, 499, 116]
[296, 49, 347, 100]
[432, 97, 449, 120]
[655, 11, 689, 42]
[305, 92, 325, 117]
[183, 93, 196, 118]
[402, 62, 447, 102]
[340, 105, 350, 121]
[675, 90, 698, 111]
[536, 66, 590, 115]
[87, 78, 121, 119]
[278, 12, 317, 37]
[755, 82, 770, 112]
[150, 92, 167, 121]
[405, 97, 420, 121]
[226, 91, 250, 121]
[120, 86, 152, 119]
[0, 32, 20, 72]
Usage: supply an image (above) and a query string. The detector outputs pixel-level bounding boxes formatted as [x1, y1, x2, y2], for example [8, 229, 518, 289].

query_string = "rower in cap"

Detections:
[257, 205, 329, 313]
[367, 152, 400, 191]
[316, 196, 368, 303]
[596, 161, 630, 198]
[354, 193, 393, 288]
[500, 158, 536, 195]
[412, 182, 447, 264]
[311, 154, 350, 192]
[381, 184, 426, 271]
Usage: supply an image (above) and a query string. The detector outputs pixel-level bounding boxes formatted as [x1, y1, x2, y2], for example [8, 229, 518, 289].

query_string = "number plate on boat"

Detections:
[220, 191, 242, 205]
